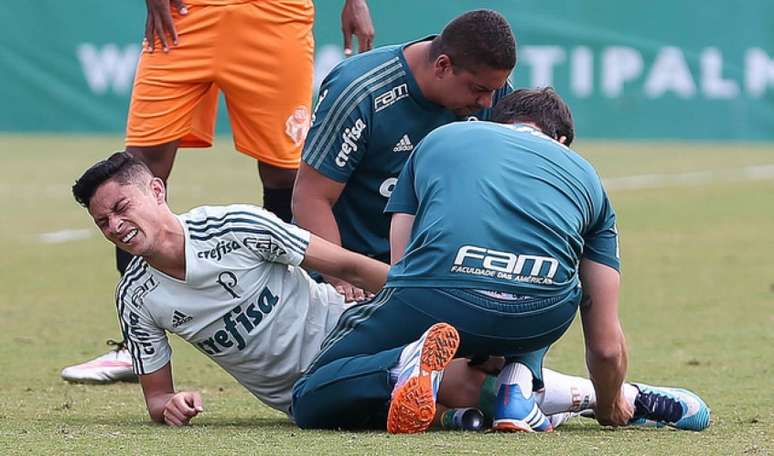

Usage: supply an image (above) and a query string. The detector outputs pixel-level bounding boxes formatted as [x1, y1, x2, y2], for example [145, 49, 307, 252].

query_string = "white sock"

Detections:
[623, 383, 639, 407]
[534, 368, 596, 415]
[535, 369, 641, 414]
[496, 362, 533, 398]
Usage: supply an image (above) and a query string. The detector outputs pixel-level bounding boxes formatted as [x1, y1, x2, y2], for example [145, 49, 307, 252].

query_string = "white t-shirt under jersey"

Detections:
[115, 204, 346, 414]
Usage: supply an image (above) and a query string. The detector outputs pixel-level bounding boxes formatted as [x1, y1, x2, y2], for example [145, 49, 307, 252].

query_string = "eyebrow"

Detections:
[473, 82, 495, 92]
[113, 197, 128, 212]
[95, 197, 128, 224]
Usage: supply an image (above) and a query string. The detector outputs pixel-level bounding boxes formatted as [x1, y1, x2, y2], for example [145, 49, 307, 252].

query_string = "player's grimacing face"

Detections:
[439, 66, 511, 117]
[88, 178, 163, 256]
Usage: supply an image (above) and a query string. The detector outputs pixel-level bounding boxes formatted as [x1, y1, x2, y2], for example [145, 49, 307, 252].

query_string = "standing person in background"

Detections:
[61, 0, 375, 384]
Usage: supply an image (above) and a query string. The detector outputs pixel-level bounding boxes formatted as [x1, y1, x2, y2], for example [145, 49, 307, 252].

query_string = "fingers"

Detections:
[163, 392, 203, 426]
[342, 28, 353, 56]
[172, 0, 189, 15]
[145, 16, 156, 52]
[154, 14, 169, 52]
[335, 285, 354, 302]
[145, 0, 182, 53]
[356, 30, 374, 53]
[351, 286, 365, 302]
[335, 284, 369, 302]
[160, 9, 178, 47]
[188, 391, 204, 413]
[163, 405, 186, 427]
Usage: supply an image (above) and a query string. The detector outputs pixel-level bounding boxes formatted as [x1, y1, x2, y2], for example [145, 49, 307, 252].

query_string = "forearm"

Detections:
[578, 258, 628, 417]
[138, 364, 177, 424]
[586, 332, 627, 414]
[343, 252, 388, 292]
[314, 249, 387, 293]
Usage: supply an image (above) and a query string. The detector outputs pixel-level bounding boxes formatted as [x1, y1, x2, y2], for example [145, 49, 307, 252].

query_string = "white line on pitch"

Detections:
[604, 164, 774, 191]
[39, 229, 94, 243]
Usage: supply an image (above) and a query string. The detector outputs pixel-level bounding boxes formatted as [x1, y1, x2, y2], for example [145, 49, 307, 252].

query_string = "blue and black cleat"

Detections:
[629, 384, 711, 431]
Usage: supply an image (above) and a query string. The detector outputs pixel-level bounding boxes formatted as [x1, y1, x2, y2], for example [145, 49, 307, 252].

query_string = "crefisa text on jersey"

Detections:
[196, 287, 280, 355]
[335, 118, 366, 167]
[197, 239, 243, 262]
[197, 236, 287, 262]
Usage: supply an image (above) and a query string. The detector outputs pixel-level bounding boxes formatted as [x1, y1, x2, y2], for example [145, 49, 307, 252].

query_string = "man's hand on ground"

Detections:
[162, 391, 203, 426]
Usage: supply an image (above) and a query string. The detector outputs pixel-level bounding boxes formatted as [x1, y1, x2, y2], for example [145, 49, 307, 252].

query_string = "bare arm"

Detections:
[293, 163, 369, 301]
[389, 213, 415, 265]
[578, 258, 633, 426]
[301, 233, 388, 294]
[292, 163, 346, 246]
[139, 362, 203, 426]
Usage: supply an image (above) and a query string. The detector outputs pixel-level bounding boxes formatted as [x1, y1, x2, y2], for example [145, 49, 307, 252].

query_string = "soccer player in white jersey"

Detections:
[72, 152, 392, 423]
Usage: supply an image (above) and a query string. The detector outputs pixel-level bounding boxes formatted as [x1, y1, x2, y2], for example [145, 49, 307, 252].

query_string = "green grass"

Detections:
[1, 135, 772, 455]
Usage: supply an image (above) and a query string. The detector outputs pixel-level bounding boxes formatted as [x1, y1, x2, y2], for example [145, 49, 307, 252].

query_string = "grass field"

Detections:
[1, 135, 773, 455]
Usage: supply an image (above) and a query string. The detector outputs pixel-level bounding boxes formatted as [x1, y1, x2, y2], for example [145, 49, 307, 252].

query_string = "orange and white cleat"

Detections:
[387, 323, 460, 434]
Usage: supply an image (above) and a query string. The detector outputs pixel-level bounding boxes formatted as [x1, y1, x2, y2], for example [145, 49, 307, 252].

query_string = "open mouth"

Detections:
[121, 228, 138, 244]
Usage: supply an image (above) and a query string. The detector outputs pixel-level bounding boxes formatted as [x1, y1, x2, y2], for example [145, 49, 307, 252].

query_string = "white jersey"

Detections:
[116, 204, 346, 414]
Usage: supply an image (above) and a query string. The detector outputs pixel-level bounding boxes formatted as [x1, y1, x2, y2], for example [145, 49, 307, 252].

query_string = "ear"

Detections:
[558, 135, 568, 145]
[433, 54, 454, 78]
[149, 177, 166, 204]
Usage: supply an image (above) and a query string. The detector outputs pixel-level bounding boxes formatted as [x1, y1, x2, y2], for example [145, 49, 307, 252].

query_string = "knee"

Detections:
[290, 378, 318, 429]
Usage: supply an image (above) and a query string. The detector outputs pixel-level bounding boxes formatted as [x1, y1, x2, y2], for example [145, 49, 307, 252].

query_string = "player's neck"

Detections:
[145, 212, 187, 280]
[403, 41, 439, 104]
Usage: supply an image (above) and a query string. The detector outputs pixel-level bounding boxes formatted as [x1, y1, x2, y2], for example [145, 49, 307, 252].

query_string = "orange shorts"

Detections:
[125, 0, 315, 169]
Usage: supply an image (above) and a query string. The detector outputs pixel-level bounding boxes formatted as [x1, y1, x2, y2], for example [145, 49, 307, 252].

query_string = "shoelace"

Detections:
[106, 339, 128, 351]
[634, 391, 683, 423]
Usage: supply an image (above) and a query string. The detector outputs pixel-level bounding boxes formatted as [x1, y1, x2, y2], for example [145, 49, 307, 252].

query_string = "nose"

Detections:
[107, 216, 124, 235]
[477, 92, 495, 109]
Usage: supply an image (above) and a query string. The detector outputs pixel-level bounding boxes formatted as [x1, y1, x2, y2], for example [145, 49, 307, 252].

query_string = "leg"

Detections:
[436, 359, 488, 408]
[492, 353, 554, 432]
[126, 141, 180, 184]
[216, 1, 313, 223]
[258, 161, 297, 223]
[292, 289, 442, 429]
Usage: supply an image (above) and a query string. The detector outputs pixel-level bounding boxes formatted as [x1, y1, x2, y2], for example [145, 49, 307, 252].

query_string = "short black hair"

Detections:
[491, 87, 575, 146]
[429, 9, 516, 72]
[72, 152, 151, 208]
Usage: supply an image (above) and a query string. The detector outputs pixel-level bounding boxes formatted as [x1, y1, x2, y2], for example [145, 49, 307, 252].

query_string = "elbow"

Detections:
[588, 344, 624, 365]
